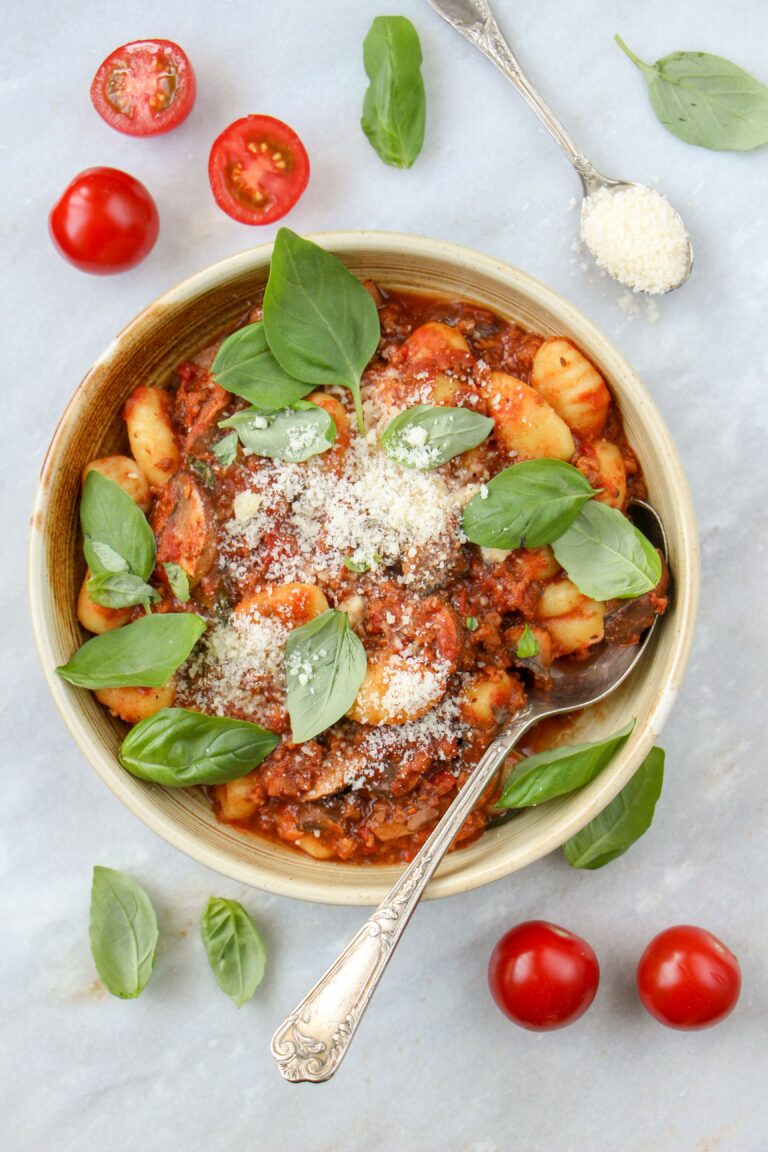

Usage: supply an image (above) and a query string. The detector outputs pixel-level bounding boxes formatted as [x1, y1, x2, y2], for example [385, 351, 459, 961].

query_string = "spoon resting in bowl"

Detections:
[271, 500, 669, 1083]
[425, 0, 693, 296]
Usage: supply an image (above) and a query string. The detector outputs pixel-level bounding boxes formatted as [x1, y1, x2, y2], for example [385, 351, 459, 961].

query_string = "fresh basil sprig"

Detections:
[552, 501, 662, 601]
[89, 867, 159, 999]
[86, 571, 160, 610]
[499, 720, 634, 809]
[200, 897, 267, 1007]
[81, 471, 157, 607]
[361, 15, 426, 168]
[119, 708, 279, 786]
[563, 746, 665, 869]
[163, 562, 190, 604]
[516, 624, 539, 660]
[263, 230, 380, 434]
[220, 400, 336, 463]
[285, 609, 368, 743]
[211, 431, 239, 467]
[56, 613, 206, 689]
[463, 460, 597, 549]
[381, 404, 493, 469]
[616, 36, 768, 151]
[212, 321, 314, 409]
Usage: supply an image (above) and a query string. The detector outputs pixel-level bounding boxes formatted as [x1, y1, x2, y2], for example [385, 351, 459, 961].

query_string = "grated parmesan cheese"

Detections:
[233, 491, 263, 521]
[223, 434, 460, 585]
[177, 612, 288, 720]
[378, 658, 448, 720]
[580, 186, 689, 295]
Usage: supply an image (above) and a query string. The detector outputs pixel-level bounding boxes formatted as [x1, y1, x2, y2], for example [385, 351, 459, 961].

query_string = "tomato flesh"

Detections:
[49, 168, 159, 275]
[488, 920, 600, 1031]
[208, 115, 310, 225]
[91, 40, 196, 136]
[637, 925, 741, 1030]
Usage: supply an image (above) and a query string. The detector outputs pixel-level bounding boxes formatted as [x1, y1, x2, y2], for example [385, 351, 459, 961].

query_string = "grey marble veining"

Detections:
[3, 0, 768, 1148]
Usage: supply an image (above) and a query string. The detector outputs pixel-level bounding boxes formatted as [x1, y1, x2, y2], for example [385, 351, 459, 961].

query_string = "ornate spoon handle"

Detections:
[271, 708, 537, 1083]
[425, 0, 604, 192]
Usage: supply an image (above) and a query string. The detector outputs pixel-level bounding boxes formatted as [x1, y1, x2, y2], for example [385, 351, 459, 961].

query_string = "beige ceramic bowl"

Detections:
[30, 232, 699, 905]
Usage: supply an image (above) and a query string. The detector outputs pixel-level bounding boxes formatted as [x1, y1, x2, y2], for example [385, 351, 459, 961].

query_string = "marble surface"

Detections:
[4, 0, 768, 1148]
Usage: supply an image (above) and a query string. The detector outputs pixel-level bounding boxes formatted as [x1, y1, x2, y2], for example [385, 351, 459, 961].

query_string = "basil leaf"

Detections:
[381, 405, 493, 469]
[263, 229, 380, 434]
[616, 37, 768, 151]
[211, 431, 239, 467]
[499, 720, 634, 809]
[344, 556, 373, 573]
[220, 401, 336, 463]
[361, 15, 426, 168]
[86, 571, 160, 610]
[188, 457, 216, 490]
[120, 708, 279, 786]
[211, 321, 314, 409]
[200, 897, 267, 1008]
[285, 609, 367, 743]
[552, 501, 662, 600]
[462, 460, 597, 549]
[465, 616, 479, 632]
[81, 471, 156, 581]
[56, 612, 206, 689]
[163, 562, 190, 603]
[516, 624, 539, 659]
[563, 746, 665, 869]
[89, 867, 159, 999]
[88, 541, 129, 574]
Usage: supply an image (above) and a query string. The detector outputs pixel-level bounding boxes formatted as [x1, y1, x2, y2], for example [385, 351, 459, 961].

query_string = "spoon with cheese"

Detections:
[427, 0, 693, 295]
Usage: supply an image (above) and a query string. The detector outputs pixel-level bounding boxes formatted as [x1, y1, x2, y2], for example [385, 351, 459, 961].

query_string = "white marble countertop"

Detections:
[4, 0, 768, 1148]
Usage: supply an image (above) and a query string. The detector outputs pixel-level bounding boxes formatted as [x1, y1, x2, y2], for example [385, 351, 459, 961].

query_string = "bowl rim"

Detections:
[29, 230, 700, 905]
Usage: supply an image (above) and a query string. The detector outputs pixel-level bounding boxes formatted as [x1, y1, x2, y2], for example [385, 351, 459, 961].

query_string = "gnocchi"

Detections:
[536, 578, 606, 657]
[531, 337, 611, 439]
[77, 572, 133, 634]
[124, 385, 181, 486]
[82, 455, 152, 512]
[94, 681, 174, 724]
[459, 669, 519, 730]
[235, 583, 329, 628]
[484, 371, 575, 461]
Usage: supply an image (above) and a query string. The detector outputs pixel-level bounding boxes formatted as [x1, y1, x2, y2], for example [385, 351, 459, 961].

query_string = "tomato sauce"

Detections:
[135, 285, 665, 864]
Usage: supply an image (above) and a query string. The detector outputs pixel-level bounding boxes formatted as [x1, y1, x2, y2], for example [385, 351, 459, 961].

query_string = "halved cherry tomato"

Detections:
[91, 40, 196, 136]
[488, 920, 600, 1030]
[208, 115, 310, 225]
[637, 925, 741, 1030]
[49, 168, 159, 274]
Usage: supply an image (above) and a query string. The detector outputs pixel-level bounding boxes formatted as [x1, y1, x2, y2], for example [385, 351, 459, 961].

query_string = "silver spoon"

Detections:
[425, 0, 693, 293]
[271, 502, 668, 1082]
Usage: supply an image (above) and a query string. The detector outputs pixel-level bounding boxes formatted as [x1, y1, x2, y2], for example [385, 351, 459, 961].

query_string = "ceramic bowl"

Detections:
[29, 232, 699, 905]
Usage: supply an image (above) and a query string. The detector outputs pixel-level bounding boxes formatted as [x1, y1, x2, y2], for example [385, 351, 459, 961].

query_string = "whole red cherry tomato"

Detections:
[91, 40, 196, 136]
[488, 920, 600, 1031]
[637, 925, 741, 1030]
[49, 168, 159, 275]
[208, 115, 310, 225]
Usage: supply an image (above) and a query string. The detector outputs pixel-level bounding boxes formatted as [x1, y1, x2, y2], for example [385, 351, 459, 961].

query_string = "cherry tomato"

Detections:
[208, 115, 310, 225]
[637, 925, 741, 1030]
[488, 920, 599, 1031]
[90, 40, 196, 136]
[49, 168, 159, 274]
